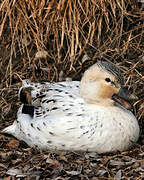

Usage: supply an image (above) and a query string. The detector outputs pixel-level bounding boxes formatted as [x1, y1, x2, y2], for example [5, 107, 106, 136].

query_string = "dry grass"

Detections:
[0, 0, 144, 178]
[0, 0, 143, 118]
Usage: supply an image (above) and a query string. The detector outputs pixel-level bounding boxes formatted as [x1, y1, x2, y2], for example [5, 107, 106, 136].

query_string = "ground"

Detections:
[0, 66, 144, 179]
[0, 0, 144, 179]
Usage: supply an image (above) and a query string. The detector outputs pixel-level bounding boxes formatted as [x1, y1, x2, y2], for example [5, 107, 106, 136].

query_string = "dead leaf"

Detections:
[114, 170, 122, 180]
[6, 169, 23, 176]
[65, 165, 82, 176]
[46, 158, 55, 164]
[96, 169, 107, 176]
[4, 177, 11, 180]
[85, 152, 98, 159]
[109, 160, 125, 166]
[59, 155, 68, 162]
[7, 139, 19, 148]
[46, 158, 60, 168]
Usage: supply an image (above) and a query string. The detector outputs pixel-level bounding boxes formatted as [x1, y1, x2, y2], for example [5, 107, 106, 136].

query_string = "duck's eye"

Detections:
[105, 78, 111, 82]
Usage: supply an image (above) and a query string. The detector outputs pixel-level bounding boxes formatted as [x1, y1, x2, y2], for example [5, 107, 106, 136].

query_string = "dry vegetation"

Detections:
[0, 0, 144, 179]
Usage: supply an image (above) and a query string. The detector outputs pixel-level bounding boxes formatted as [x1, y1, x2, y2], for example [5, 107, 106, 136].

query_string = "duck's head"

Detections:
[80, 61, 137, 108]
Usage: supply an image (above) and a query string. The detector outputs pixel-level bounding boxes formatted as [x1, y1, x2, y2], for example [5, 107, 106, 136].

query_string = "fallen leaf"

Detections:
[6, 169, 23, 176]
[65, 170, 81, 176]
[7, 139, 19, 149]
[109, 160, 125, 166]
[59, 155, 68, 162]
[46, 158, 60, 168]
[85, 152, 99, 159]
[96, 169, 107, 176]
[65, 165, 82, 175]
[4, 176, 11, 180]
[46, 158, 56, 164]
[114, 170, 122, 180]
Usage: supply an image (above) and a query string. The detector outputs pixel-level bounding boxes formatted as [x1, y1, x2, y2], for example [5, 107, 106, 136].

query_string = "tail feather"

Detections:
[22, 104, 34, 117]
[19, 87, 33, 104]
[2, 121, 17, 136]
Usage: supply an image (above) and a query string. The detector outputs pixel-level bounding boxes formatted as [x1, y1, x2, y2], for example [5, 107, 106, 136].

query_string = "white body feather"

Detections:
[3, 80, 139, 153]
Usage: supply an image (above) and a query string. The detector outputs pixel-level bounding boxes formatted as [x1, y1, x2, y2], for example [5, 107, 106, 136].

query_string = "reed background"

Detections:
[0, 0, 144, 179]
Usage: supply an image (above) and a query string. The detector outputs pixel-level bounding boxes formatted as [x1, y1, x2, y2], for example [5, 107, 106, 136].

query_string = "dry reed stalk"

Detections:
[0, 0, 143, 120]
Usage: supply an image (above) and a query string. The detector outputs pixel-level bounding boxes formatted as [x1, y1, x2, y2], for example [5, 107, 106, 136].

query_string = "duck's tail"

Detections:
[18, 80, 35, 104]
[19, 86, 33, 104]
[18, 80, 49, 105]
[2, 121, 17, 136]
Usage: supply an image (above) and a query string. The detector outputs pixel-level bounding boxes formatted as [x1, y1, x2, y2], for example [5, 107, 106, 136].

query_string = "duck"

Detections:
[2, 61, 140, 153]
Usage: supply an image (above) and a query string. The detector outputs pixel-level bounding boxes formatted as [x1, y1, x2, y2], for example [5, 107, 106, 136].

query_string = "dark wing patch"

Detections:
[22, 104, 34, 117]
[20, 87, 33, 104]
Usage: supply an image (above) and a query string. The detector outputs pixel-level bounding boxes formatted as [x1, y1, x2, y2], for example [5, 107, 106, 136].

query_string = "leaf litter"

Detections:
[0, 0, 144, 179]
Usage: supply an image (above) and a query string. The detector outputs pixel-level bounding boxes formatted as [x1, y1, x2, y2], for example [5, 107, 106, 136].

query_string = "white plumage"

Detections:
[3, 62, 139, 153]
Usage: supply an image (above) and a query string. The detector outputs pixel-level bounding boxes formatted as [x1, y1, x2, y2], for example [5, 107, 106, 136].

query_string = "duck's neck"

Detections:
[82, 97, 115, 107]
[80, 79, 115, 107]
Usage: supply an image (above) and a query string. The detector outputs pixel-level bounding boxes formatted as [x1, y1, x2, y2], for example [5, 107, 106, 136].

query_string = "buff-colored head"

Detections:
[80, 61, 136, 107]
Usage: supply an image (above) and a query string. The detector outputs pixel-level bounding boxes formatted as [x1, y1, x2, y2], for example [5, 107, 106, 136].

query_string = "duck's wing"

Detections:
[3, 99, 90, 150]
[19, 80, 83, 118]
[19, 80, 51, 104]
[16, 81, 91, 149]
[3, 80, 87, 140]
[19, 80, 80, 106]
[16, 103, 94, 150]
